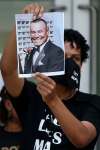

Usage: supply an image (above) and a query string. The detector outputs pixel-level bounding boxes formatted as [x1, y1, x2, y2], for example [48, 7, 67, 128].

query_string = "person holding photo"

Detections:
[24, 18, 64, 74]
[1, 3, 100, 150]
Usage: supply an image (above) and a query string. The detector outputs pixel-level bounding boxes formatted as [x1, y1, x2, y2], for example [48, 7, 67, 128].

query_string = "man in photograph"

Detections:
[24, 18, 64, 74]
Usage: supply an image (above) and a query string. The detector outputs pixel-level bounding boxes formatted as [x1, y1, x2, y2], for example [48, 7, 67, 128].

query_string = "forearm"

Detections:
[1, 25, 24, 97]
[47, 98, 93, 148]
[1, 26, 17, 76]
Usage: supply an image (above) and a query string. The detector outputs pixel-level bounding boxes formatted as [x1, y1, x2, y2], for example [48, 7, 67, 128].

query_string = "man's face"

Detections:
[51, 41, 81, 89]
[30, 21, 49, 47]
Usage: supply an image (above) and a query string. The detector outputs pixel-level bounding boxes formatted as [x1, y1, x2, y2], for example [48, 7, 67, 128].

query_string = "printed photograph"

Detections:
[15, 12, 64, 78]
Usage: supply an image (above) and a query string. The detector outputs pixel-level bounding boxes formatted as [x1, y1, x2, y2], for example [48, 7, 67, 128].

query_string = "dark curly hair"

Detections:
[64, 29, 89, 63]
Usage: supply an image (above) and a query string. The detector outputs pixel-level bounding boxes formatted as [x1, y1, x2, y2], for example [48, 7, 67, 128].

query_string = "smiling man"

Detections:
[30, 19, 49, 46]
[24, 18, 64, 74]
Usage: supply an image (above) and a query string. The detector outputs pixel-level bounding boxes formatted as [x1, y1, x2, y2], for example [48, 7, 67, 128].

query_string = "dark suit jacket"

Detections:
[24, 40, 64, 74]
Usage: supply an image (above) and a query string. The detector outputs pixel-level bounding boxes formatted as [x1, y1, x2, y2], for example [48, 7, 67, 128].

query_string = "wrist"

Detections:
[46, 95, 61, 107]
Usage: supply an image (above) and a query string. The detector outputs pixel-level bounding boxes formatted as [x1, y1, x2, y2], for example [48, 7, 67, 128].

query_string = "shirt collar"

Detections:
[39, 38, 49, 52]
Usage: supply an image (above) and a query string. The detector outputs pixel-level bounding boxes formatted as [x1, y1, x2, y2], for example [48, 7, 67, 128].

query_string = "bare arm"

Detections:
[47, 97, 96, 148]
[35, 73, 97, 148]
[1, 25, 24, 97]
[1, 3, 44, 97]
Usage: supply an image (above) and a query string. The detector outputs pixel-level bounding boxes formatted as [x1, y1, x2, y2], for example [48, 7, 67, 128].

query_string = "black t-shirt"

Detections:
[0, 127, 24, 150]
[10, 80, 100, 150]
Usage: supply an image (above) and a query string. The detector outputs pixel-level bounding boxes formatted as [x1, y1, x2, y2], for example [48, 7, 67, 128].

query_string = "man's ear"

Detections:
[4, 100, 13, 112]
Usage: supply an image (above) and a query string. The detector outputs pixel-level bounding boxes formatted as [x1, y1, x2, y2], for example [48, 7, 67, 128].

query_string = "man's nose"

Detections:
[32, 32, 39, 37]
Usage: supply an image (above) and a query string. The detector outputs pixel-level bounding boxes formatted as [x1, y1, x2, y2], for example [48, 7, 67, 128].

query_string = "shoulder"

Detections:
[76, 91, 92, 101]
[90, 94, 100, 110]
[47, 40, 63, 51]
[78, 91, 100, 110]
[77, 91, 100, 99]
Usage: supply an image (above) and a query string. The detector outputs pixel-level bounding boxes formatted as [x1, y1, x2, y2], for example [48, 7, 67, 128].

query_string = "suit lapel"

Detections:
[34, 40, 51, 66]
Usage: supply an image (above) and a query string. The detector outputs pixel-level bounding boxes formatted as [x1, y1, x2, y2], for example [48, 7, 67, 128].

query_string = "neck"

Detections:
[56, 84, 76, 101]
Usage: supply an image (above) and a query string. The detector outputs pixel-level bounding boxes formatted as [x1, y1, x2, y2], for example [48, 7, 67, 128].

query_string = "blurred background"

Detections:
[0, 0, 100, 149]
